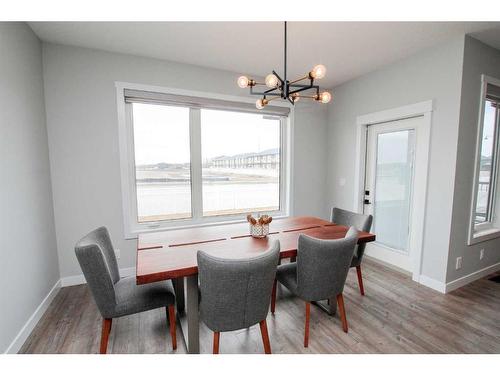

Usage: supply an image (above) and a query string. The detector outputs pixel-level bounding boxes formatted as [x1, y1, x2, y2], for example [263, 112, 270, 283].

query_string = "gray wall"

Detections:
[42, 43, 329, 279]
[447, 36, 500, 282]
[326, 36, 466, 283]
[292, 102, 329, 219]
[0, 23, 59, 352]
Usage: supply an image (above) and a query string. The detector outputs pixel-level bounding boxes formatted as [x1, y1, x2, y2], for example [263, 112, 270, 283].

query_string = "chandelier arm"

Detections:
[251, 85, 281, 96]
[253, 86, 282, 96]
[272, 70, 284, 85]
[263, 86, 280, 94]
[288, 85, 319, 96]
[253, 92, 282, 96]
[289, 75, 310, 85]
[289, 83, 318, 88]
[266, 95, 281, 102]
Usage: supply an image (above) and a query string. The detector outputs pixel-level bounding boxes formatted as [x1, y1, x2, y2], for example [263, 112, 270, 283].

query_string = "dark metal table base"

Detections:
[172, 276, 200, 353]
[312, 299, 337, 315]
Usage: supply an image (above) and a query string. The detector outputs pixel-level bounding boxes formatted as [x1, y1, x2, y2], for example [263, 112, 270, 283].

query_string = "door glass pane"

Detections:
[373, 130, 415, 252]
[474, 100, 498, 224]
[132, 103, 192, 222]
[201, 109, 281, 217]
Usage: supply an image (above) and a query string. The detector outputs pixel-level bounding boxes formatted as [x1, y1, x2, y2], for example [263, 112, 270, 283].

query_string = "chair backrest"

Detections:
[197, 241, 280, 333]
[331, 207, 373, 263]
[296, 227, 358, 301]
[74, 227, 120, 318]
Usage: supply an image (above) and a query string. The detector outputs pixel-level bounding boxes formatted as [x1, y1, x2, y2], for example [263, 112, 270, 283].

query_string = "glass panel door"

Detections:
[372, 129, 415, 252]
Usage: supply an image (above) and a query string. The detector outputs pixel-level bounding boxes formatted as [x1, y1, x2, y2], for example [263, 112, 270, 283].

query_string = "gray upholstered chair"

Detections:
[75, 227, 177, 354]
[331, 207, 373, 296]
[197, 241, 280, 354]
[271, 228, 358, 347]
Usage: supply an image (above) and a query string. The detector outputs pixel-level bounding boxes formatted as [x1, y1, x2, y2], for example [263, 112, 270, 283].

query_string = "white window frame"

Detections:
[468, 74, 500, 245]
[116, 82, 293, 238]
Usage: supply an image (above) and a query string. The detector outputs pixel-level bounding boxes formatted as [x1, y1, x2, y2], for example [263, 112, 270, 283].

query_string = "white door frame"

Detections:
[353, 100, 433, 282]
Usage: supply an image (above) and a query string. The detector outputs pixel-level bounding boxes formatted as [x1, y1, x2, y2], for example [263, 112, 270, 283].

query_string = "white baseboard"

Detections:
[368, 255, 500, 294]
[4, 280, 61, 354]
[445, 261, 500, 293]
[60, 267, 136, 287]
[366, 255, 447, 293]
[5, 267, 137, 353]
[418, 275, 447, 293]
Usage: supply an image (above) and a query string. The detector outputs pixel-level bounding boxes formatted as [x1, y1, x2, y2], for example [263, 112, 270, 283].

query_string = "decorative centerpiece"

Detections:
[247, 214, 273, 238]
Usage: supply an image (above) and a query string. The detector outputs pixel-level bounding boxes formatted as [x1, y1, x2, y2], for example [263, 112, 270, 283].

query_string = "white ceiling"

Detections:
[29, 22, 500, 88]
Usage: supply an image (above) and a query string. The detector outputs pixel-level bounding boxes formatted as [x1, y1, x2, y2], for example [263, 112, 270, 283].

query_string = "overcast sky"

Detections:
[481, 101, 497, 158]
[132, 103, 280, 165]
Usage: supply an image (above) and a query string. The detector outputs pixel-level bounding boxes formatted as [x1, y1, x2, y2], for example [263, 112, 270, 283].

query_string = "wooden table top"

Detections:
[136, 216, 376, 285]
[137, 216, 334, 249]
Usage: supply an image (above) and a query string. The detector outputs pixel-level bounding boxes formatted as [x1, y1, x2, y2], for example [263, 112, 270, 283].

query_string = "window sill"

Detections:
[125, 214, 291, 240]
[469, 227, 500, 245]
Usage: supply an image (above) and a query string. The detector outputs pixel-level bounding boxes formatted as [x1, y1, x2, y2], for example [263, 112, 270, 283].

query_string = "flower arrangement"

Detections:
[247, 214, 273, 238]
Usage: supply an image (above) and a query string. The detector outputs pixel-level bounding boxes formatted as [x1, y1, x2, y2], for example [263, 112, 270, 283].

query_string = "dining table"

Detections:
[136, 216, 376, 353]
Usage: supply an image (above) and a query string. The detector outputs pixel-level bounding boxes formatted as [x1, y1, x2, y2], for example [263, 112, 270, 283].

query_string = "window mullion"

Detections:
[190, 108, 203, 220]
[490, 103, 500, 223]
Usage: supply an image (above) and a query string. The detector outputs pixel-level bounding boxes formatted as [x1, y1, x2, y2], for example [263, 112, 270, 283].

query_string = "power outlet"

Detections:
[455, 256, 462, 270]
[115, 248, 121, 259]
[480, 249, 485, 260]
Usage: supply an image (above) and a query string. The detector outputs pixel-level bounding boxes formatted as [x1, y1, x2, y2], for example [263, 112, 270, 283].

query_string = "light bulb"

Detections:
[319, 91, 332, 104]
[310, 64, 326, 79]
[265, 74, 279, 88]
[256, 98, 268, 109]
[237, 76, 250, 88]
[291, 93, 300, 103]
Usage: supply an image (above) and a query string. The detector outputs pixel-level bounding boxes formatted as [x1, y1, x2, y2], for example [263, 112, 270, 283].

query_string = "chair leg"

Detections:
[336, 293, 348, 333]
[213, 332, 220, 354]
[100, 318, 112, 354]
[356, 265, 365, 295]
[259, 320, 272, 354]
[167, 305, 177, 350]
[304, 302, 310, 348]
[271, 279, 277, 314]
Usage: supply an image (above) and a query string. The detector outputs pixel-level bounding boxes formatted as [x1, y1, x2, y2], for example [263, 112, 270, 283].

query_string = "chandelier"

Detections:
[237, 21, 332, 109]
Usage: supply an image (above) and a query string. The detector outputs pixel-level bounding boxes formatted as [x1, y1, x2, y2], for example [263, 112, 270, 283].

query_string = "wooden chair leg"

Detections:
[100, 318, 112, 354]
[259, 320, 272, 354]
[304, 302, 310, 348]
[271, 279, 277, 314]
[167, 305, 177, 350]
[213, 332, 220, 354]
[356, 265, 365, 296]
[336, 293, 348, 333]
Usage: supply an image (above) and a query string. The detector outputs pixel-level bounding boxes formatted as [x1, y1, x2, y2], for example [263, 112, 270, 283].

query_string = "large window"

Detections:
[118, 85, 290, 235]
[132, 103, 192, 222]
[470, 76, 500, 244]
[473, 99, 498, 224]
[201, 109, 281, 217]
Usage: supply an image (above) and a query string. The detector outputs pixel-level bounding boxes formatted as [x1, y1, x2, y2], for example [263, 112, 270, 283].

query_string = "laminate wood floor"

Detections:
[19, 259, 500, 354]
